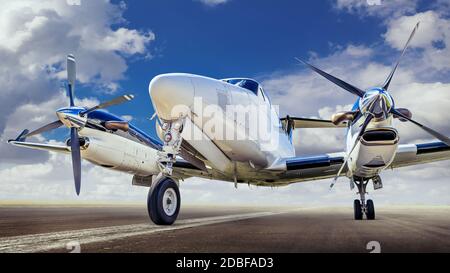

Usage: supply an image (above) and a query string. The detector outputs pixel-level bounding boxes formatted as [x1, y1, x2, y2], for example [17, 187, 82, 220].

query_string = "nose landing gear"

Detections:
[148, 118, 184, 226]
[353, 178, 375, 220]
[157, 118, 184, 177]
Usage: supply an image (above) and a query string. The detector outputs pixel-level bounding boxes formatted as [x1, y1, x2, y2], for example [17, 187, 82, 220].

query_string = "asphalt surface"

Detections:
[0, 205, 449, 253]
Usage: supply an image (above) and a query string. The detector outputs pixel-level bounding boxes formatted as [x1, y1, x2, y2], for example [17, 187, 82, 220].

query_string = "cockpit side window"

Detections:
[259, 87, 266, 101]
[225, 79, 259, 95]
[261, 88, 272, 105]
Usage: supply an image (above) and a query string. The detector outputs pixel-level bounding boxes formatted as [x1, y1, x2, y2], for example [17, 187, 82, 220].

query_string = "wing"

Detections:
[266, 153, 347, 183]
[270, 141, 450, 184]
[390, 141, 450, 168]
[8, 140, 70, 154]
[280, 117, 347, 129]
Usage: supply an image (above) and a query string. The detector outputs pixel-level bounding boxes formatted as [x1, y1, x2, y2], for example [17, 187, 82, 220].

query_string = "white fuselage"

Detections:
[149, 73, 400, 181]
[150, 73, 294, 178]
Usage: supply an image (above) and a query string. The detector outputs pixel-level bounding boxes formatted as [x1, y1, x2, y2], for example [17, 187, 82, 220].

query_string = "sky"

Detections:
[0, 0, 450, 206]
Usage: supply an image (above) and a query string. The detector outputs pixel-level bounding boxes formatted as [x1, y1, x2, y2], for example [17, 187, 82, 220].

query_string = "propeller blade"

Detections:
[80, 94, 134, 116]
[67, 54, 76, 107]
[25, 120, 63, 138]
[330, 114, 374, 189]
[383, 22, 420, 90]
[296, 58, 365, 97]
[70, 128, 81, 195]
[391, 108, 450, 146]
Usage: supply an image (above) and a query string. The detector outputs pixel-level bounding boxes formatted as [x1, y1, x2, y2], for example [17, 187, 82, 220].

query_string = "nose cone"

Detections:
[149, 73, 195, 120]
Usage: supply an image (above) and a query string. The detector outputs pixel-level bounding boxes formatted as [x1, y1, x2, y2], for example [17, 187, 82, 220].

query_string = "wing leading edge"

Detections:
[8, 140, 70, 154]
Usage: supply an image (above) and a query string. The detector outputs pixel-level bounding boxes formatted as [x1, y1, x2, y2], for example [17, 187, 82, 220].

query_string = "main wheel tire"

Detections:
[366, 199, 375, 220]
[354, 199, 363, 220]
[147, 178, 181, 225]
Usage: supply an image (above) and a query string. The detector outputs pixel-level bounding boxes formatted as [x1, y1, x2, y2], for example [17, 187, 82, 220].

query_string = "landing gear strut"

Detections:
[157, 118, 184, 176]
[353, 178, 375, 220]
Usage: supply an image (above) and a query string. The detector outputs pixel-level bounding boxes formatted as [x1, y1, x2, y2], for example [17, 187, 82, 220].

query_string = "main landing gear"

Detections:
[352, 178, 375, 220]
[147, 177, 181, 225]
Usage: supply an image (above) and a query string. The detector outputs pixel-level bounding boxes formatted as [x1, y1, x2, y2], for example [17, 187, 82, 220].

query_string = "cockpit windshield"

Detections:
[224, 79, 259, 95]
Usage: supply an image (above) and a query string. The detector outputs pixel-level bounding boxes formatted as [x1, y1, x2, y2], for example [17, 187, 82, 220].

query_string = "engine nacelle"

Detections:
[78, 127, 160, 176]
[349, 128, 399, 178]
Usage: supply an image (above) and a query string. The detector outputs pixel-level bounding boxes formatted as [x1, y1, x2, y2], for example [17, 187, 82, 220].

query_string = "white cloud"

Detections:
[0, 0, 155, 161]
[0, 0, 157, 201]
[0, 151, 148, 201]
[262, 44, 377, 118]
[92, 27, 155, 55]
[384, 11, 450, 72]
[196, 0, 230, 7]
[334, 0, 418, 17]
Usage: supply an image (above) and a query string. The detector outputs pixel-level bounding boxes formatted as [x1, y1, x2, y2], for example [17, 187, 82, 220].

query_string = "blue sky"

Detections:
[78, 0, 388, 136]
[72, 0, 441, 139]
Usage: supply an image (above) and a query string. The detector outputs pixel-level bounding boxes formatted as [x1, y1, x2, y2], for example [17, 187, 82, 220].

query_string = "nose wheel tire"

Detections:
[147, 178, 180, 225]
[354, 199, 363, 220]
[366, 199, 375, 220]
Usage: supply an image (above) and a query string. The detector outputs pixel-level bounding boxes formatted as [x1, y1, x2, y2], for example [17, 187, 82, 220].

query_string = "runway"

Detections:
[0, 205, 449, 253]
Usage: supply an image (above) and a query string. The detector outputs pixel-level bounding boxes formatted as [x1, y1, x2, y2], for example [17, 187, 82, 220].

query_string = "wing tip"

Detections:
[9, 129, 29, 143]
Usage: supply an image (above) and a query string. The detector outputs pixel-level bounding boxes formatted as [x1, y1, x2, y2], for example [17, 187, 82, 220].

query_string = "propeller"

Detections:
[21, 54, 134, 195]
[70, 127, 81, 195]
[80, 94, 134, 116]
[67, 54, 76, 107]
[390, 108, 450, 146]
[23, 120, 63, 138]
[295, 58, 365, 97]
[383, 22, 420, 90]
[297, 22, 450, 187]
[66, 54, 82, 195]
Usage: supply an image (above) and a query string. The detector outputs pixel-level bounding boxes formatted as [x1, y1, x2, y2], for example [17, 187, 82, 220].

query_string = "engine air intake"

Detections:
[362, 130, 397, 142]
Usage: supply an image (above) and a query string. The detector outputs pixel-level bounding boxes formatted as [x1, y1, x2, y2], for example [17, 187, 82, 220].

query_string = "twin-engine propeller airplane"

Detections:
[8, 23, 450, 225]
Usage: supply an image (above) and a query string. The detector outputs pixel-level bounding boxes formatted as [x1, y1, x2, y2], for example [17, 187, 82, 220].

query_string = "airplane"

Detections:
[8, 22, 450, 225]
